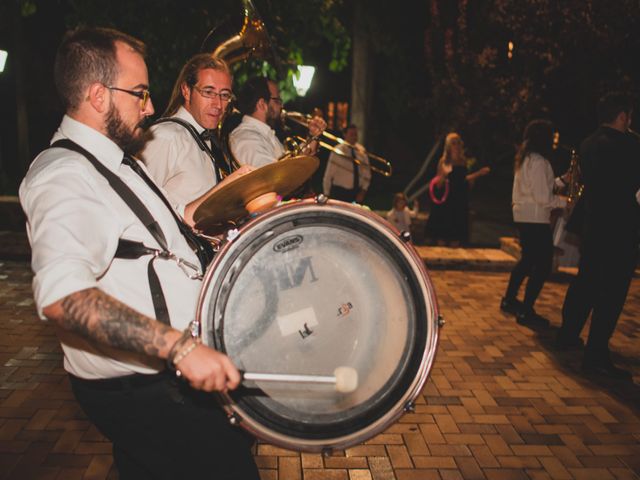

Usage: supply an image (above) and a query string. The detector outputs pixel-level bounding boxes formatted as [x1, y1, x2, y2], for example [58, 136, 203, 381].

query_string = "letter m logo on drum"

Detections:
[276, 256, 319, 291]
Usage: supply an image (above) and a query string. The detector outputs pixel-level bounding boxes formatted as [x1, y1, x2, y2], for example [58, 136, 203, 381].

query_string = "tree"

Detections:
[425, 0, 640, 160]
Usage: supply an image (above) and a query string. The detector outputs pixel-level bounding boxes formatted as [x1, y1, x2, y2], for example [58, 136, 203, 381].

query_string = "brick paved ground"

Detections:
[1, 257, 639, 480]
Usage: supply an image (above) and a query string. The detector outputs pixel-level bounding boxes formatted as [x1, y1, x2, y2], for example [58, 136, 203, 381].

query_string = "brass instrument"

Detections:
[209, 0, 276, 176]
[281, 110, 393, 177]
[565, 148, 583, 214]
[552, 133, 583, 215]
[212, 0, 273, 65]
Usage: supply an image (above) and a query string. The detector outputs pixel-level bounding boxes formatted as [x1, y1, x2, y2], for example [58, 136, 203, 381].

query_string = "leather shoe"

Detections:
[500, 297, 523, 315]
[516, 310, 549, 327]
[581, 358, 632, 380]
[555, 335, 584, 351]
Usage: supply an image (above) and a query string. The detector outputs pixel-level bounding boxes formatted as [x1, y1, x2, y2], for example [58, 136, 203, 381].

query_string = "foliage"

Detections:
[62, 0, 351, 110]
[425, 0, 640, 161]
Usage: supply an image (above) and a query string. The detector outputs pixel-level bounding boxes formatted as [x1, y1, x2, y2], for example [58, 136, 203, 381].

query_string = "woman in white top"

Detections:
[386, 192, 419, 232]
[501, 120, 568, 325]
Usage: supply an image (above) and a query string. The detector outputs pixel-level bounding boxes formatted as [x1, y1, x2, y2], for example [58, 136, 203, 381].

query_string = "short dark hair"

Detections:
[54, 27, 146, 112]
[164, 53, 231, 116]
[343, 124, 357, 135]
[515, 119, 554, 170]
[236, 76, 271, 116]
[597, 92, 634, 124]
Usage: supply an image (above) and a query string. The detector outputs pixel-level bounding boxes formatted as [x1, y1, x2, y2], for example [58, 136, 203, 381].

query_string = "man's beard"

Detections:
[266, 104, 281, 129]
[105, 104, 148, 155]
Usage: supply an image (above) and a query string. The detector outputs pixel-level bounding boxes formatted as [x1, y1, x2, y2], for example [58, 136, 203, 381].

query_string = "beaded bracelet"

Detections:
[166, 328, 193, 369]
[172, 338, 202, 367]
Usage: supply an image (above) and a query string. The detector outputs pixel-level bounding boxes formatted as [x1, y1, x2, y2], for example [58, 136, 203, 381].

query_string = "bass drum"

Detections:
[196, 198, 440, 452]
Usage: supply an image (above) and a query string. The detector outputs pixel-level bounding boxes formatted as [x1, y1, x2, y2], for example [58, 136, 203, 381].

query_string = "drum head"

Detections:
[197, 200, 439, 452]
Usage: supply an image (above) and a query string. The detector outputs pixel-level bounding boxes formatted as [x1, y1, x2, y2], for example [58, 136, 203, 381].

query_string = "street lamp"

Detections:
[293, 65, 315, 96]
[0, 50, 7, 73]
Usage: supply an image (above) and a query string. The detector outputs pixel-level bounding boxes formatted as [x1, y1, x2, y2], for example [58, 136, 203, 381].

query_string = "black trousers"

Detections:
[559, 241, 637, 358]
[70, 372, 260, 480]
[329, 186, 358, 203]
[504, 222, 554, 311]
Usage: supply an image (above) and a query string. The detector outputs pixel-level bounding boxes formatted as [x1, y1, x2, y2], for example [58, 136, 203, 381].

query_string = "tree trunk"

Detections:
[12, 0, 30, 176]
[350, 0, 372, 145]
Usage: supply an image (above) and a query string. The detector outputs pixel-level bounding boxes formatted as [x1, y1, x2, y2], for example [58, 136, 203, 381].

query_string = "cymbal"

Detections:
[194, 155, 319, 230]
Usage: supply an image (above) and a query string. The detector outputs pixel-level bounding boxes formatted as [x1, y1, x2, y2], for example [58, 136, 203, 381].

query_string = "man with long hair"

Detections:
[141, 54, 235, 206]
[501, 121, 567, 325]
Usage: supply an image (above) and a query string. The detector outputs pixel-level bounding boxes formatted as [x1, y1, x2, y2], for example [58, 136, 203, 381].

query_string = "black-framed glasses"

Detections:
[193, 86, 234, 102]
[107, 86, 151, 109]
[270, 96, 283, 105]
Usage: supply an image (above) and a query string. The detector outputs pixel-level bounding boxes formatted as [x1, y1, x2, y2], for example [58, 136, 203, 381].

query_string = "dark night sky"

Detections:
[1, 1, 639, 230]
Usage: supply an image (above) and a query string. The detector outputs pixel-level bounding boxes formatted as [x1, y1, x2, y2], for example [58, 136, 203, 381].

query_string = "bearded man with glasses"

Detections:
[229, 76, 326, 168]
[141, 54, 237, 206]
[19, 27, 259, 479]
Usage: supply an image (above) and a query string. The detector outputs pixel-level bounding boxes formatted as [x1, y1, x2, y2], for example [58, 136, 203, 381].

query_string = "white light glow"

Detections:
[293, 65, 315, 96]
[0, 50, 7, 73]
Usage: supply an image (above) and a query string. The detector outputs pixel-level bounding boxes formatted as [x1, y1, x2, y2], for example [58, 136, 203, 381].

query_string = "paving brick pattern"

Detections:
[1, 258, 639, 479]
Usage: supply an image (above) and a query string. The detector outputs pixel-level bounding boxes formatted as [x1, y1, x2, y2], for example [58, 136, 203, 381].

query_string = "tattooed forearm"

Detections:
[59, 288, 174, 358]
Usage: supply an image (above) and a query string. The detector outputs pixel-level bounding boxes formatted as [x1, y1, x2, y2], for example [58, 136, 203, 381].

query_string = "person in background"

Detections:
[426, 132, 490, 246]
[387, 192, 419, 233]
[141, 54, 235, 206]
[322, 124, 372, 203]
[501, 120, 567, 326]
[557, 92, 640, 379]
[229, 76, 326, 168]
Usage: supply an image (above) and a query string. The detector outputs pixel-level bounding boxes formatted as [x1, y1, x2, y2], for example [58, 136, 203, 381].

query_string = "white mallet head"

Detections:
[334, 366, 358, 393]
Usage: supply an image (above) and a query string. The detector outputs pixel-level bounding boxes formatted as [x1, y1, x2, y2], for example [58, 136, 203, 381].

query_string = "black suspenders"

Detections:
[152, 117, 239, 182]
[50, 139, 210, 325]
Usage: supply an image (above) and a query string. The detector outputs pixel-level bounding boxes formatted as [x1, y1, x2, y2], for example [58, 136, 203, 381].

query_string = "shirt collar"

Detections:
[175, 106, 206, 135]
[52, 115, 125, 172]
[241, 114, 276, 137]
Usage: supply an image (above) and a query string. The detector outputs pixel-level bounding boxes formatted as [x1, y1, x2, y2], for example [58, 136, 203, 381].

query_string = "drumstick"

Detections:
[242, 366, 358, 393]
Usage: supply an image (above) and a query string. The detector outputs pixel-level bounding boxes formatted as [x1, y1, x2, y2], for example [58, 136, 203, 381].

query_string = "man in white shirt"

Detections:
[229, 76, 326, 168]
[322, 124, 372, 203]
[141, 54, 235, 206]
[20, 27, 258, 479]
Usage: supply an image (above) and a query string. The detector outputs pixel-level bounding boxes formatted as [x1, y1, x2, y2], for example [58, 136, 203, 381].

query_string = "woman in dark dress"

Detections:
[426, 132, 490, 246]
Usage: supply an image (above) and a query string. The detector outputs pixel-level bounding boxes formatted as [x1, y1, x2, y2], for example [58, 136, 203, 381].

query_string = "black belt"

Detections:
[69, 371, 169, 391]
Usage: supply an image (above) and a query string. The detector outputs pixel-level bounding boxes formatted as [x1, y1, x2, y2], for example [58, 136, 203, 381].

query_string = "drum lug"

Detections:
[404, 401, 416, 413]
[228, 412, 241, 426]
[226, 228, 240, 243]
[315, 193, 329, 205]
[438, 315, 446, 328]
[400, 231, 412, 243]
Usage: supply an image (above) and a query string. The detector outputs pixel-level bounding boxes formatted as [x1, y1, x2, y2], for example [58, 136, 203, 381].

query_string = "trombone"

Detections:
[282, 110, 393, 177]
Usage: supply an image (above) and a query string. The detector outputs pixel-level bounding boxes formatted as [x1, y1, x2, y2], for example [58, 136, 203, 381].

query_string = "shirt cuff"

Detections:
[33, 262, 98, 319]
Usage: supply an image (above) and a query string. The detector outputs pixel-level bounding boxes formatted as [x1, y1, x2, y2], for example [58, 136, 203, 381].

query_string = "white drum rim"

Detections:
[195, 198, 440, 452]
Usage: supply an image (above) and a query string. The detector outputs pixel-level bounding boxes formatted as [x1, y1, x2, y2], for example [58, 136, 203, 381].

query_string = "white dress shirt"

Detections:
[512, 152, 566, 223]
[141, 106, 218, 206]
[228, 115, 285, 168]
[322, 143, 372, 195]
[19, 115, 203, 379]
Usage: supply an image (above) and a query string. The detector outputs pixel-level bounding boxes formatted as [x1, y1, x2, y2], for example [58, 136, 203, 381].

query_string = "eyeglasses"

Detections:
[193, 86, 234, 102]
[270, 96, 283, 105]
[107, 86, 151, 109]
